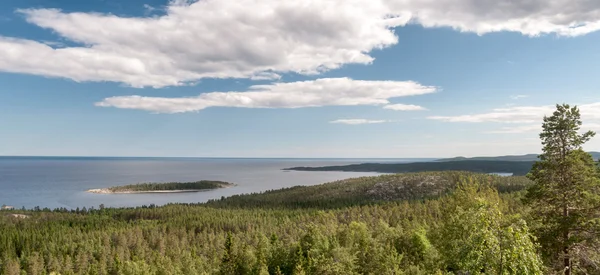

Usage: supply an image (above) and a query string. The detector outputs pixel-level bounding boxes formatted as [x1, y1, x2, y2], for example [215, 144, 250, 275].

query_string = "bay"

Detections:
[0, 157, 430, 209]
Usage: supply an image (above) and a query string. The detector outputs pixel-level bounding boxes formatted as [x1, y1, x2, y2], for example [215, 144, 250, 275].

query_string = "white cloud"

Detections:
[430, 103, 600, 135]
[428, 106, 553, 123]
[510, 95, 528, 100]
[387, 0, 600, 37]
[0, 0, 599, 87]
[96, 77, 436, 113]
[249, 72, 282, 81]
[330, 119, 388, 125]
[429, 103, 600, 124]
[383, 103, 426, 111]
[1, 1, 406, 88]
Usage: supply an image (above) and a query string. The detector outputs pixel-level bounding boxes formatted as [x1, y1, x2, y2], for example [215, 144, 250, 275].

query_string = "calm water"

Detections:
[0, 157, 431, 209]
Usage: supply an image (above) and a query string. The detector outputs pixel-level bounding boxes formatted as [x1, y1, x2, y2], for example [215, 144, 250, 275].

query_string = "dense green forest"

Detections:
[100, 181, 234, 193]
[0, 104, 599, 274]
[0, 172, 541, 275]
[285, 160, 535, 176]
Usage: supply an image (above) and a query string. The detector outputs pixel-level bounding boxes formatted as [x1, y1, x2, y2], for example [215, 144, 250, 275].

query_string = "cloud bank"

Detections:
[2, 0, 405, 88]
[0, 0, 599, 87]
[96, 78, 437, 113]
[430, 102, 600, 134]
[386, 0, 600, 36]
[428, 106, 554, 123]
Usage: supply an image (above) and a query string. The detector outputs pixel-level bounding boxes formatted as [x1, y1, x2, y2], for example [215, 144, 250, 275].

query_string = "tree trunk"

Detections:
[563, 203, 570, 275]
[564, 246, 570, 275]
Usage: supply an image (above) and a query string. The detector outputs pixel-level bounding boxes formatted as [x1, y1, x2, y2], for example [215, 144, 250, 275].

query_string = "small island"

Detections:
[87, 180, 235, 194]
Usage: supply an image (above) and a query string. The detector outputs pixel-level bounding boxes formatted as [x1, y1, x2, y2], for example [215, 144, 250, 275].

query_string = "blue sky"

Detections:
[1, 0, 600, 158]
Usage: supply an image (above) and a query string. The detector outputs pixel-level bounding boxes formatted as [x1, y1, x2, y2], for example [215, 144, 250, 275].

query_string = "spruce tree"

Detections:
[219, 232, 236, 275]
[525, 103, 600, 274]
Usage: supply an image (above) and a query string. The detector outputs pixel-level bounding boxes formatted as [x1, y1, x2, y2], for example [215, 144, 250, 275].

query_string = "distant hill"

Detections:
[436, 154, 540, 162]
[285, 160, 535, 176]
[435, 152, 600, 162]
[206, 171, 532, 209]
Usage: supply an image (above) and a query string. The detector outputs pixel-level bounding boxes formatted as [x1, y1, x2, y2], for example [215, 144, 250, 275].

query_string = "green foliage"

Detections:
[438, 181, 543, 274]
[0, 171, 549, 274]
[526, 104, 600, 273]
[218, 232, 236, 275]
[500, 219, 545, 275]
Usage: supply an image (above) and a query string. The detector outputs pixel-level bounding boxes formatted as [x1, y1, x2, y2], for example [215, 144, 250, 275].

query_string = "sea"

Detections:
[0, 157, 433, 210]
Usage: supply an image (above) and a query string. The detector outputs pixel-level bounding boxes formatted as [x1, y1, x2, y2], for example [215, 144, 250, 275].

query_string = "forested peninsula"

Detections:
[87, 181, 234, 194]
[284, 160, 535, 175]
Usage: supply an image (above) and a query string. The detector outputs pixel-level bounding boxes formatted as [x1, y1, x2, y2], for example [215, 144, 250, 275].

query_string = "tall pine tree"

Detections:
[526, 104, 600, 274]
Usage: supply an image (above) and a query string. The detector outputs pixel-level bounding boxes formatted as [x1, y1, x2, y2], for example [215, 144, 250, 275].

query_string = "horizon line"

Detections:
[0, 155, 440, 159]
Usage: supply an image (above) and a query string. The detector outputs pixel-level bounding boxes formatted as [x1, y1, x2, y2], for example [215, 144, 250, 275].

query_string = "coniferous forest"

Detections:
[1, 104, 599, 275]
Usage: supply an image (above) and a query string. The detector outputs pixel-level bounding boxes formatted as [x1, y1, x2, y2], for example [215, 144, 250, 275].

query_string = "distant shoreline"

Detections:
[283, 160, 534, 176]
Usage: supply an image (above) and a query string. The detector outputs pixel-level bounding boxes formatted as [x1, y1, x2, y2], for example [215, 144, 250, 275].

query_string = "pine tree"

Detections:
[526, 103, 600, 274]
[2, 258, 21, 275]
